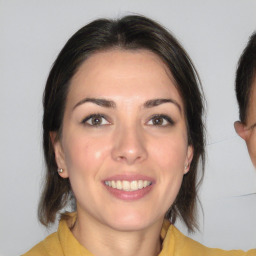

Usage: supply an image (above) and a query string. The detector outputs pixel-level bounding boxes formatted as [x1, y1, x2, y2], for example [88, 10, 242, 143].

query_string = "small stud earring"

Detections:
[184, 164, 188, 170]
[58, 168, 64, 173]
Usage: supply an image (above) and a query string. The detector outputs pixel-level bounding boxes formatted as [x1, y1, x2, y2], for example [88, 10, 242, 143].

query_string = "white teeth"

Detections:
[144, 181, 151, 187]
[130, 180, 137, 191]
[104, 180, 152, 191]
[116, 180, 122, 189]
[138, 180, 143, 189]
[111, 180, 116, 188]
[122, 181, 130, 191]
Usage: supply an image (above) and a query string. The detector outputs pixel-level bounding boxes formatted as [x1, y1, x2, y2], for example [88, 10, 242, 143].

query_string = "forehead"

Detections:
[73, 49, 172, 82]
[68, 49, 183, 108]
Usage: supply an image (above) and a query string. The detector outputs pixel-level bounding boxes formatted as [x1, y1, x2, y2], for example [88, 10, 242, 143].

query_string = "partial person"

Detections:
[23, 15, 255, 256]
[234, 32, 256, 167]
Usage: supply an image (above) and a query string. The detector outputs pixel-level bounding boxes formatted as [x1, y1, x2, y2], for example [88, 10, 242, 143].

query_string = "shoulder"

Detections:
[22, 232, 63, 256]
[246, 249, 256, 256]
[164, 224, 254, 256]
[22, 212, 78, 256]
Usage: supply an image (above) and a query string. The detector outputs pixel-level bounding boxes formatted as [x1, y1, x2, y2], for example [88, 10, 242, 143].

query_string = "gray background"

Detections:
[1, 0, 256, 255]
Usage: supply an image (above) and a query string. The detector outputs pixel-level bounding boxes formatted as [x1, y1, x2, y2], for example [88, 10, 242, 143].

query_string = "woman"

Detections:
[23, 15, 254, 256]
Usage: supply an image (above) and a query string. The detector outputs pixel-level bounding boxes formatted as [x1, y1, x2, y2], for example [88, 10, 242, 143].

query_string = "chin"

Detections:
[103, 210, 161, 232]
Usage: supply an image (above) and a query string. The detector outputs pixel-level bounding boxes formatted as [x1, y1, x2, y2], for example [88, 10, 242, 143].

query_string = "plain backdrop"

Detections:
[1, 1, 256, 255]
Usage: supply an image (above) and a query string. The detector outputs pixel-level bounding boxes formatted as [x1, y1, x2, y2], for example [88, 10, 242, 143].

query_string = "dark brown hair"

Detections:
[235, 32, 256, 124]
[39, 15, 205, 232]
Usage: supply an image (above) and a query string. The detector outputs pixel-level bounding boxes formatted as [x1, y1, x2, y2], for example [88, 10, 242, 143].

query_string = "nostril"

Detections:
[114, 152, 145, 165]
[111, 130, 148, 164]
[116, 155, 125, 161]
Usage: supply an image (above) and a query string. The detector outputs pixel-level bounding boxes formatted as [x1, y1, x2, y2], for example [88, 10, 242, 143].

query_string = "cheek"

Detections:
[150, 137, 187, 214]
[151, 135, 188, 170]
[151, 135, 187, 196]
[247, 132, 256, 160]
[63, 134, 111, 175]
[62, 135, 112, 201]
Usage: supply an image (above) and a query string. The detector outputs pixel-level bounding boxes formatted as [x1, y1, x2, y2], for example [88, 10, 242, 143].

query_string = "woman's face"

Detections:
[53, 49, 193, 232]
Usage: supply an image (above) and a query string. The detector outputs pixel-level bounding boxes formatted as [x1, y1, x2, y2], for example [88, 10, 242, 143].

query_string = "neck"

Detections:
[71, 212, 164, 256]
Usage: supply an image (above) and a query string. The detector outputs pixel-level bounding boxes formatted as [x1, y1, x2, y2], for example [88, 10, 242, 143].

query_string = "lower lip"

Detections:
[104, 183, 153, 201]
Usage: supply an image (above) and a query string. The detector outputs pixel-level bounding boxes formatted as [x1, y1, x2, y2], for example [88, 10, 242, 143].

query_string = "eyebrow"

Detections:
[73, 97, 182, 113]
[144, 98, 182, 113]
[73, 98, 116, 110]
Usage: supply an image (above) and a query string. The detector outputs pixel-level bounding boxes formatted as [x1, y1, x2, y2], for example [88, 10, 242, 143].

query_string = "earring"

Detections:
[58, 168, 64, 174]
[184, 163, 188, 170]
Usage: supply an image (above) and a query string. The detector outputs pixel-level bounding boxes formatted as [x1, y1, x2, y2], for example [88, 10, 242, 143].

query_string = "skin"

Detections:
[52, 49, 193, 256]
[235, 77, 256, 167]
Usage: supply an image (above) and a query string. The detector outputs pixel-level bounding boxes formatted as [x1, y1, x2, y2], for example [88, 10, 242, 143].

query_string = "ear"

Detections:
[184, 145, 194, 174]
[234, 121, 248, 141]
[50, 131, 69, 178]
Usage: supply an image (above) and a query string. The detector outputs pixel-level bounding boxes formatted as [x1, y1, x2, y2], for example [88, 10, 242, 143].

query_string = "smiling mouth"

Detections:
[104, 180, 152, 192]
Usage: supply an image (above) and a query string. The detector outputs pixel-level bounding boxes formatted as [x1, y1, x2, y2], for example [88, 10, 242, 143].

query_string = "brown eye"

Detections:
[152, 116, 164, 125]
[147, 115, 174, 126]
[91, 116, 103, 125]
[82, 114, 110, 126]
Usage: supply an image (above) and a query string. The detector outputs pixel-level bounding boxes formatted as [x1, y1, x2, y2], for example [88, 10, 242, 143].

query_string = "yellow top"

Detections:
[23, 213, 256, 256]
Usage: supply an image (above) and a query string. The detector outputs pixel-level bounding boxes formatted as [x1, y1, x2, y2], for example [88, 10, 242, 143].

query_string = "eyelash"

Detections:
[147, 114, 174, 126]
[81, 114, 174, 127]
[81, 114, 110, 126]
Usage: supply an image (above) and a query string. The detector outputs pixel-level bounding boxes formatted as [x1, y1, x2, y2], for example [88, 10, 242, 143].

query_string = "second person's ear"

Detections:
[234, 121, 249, 141]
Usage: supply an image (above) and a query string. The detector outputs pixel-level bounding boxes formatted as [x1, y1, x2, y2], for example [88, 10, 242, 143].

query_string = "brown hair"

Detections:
[235, 32, 256, 124]
[39, 15, 205, 232]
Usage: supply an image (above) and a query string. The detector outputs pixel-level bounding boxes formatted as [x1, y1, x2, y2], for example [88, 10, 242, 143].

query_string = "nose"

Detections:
[111, 124, 148, 165]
